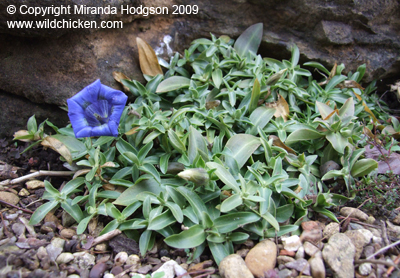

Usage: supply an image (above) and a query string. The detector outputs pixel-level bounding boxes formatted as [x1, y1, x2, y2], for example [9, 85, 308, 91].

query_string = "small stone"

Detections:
[322, 233, 355, 278]
[245, 239, 277, 277]
[282, 235, 302, 252]
[62, 211, 77, 227]
[5, 212, 19, 220]
[344, 230, 372, 260]
[36, 246, 48, 260]
[277, 255, 295, 265]
[236, 248, 250, 258]
[137, 264, 152, 274]
[340, 207, 368, 221]
[46, 241, 64, 261]
[111, 265, 123, 275]
[303, 241, 321, 257]
[126, 254, 141, 268]
[295, 246, 305, 260]
[26, 180, 45, 189]
[67, 275, 81, 278]
[309, 256, 325, 278]
[300, 221, 322, 245]
[103, 274, 115, 278]
[56, 252, 75, 264]
[323, 223, 340, 239]
[89, 261, 108, 278]
[386, 221, 400, 237]
[285, 258, 310, 276]
[278, 268, 292, 278]
[52, 237, 66, 249]
[19, 216, 36, 235]
[11, 222, 25, 237]
[359, 263, 372, 276]
[114, 252, 128, 266]
[279, 249, 295, 257]
[349, 223, 364, 230]
[41, 221, 57, 233]
[320, 160, 340, 176]
[219, 254, 254, 278]
[74, 252, 96, 269]
[60, 228, 76, 239]
[18, 188, 30, 196]
[366, 216, 376, 224]
[0, 191, 19, 205]
[94, 243, 108, 252]
[152, 260, 190, 278]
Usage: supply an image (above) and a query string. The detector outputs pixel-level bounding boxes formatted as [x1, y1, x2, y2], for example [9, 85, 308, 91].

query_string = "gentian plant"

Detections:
[19, 23, 394, 265]
[67, 79, 128, 137]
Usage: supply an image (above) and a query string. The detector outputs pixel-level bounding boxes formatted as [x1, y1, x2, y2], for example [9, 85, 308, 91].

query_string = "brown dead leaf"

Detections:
[329, 63, 337, 79]
[363, 126, 382, 144]
[73, 169, 91, 179]
[125, 126, 139, 136]
[265, 93, 289, 121]
[269, 135, 296, 154]
[112, 71, 131, 91]
[137, 37, 163, 77]
[41, 136, 72, 165]
[13, 130, 33, 142]
[337, 80, 364, 90]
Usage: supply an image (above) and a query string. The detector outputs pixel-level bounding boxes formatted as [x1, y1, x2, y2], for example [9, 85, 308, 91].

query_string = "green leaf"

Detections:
[156, 76, 191, 93]
[275, 204, 294, 223]
[61, 200, 83, 223]
[159, 153, 171, 174]
[321, 170, 344, 180]
[44, 180, 60, 197]
[61, 177, 85, 195]
[174, 186, 208, 221]
[148, 210, 176, 230]
[109, 179, 135, 188]
[164, 224, 206, 248]
[224, 134, 261, 169]
[247, 107, 275, 135]
[249, 78, 260, 114]
[188, 126, 208, 164]
[213, 212, 260, 233]
[220, 194, 243, 213]
[27, 115, 37, 133]
[303, 62, 330, 75]
[165, 202, 184, 223]
[139, 164, 161, 184]
[139, 230, 153, 256]
[234, 23, 263, 58]
[265, 224, 299, 237]
[326, 132, 348, 154]
[212, 69, 223, 89]
[29, 200, 59, 225]
[261, 211, 280, 231]
[76, 215, 94, 234]
[206, 162, 240, 192]
[351, 158, 378, 177]
[312, 206, 339, 222]
[316, 101, 334, 119]
[113, 179, 163, 206]
[138, 141, 153, 163]
[285, 129, 324, 145]
[290, 44, 300, 67]
[208, 242, 229, 265]
[168, 129, 186, 153]
[229, 232, 249, 243]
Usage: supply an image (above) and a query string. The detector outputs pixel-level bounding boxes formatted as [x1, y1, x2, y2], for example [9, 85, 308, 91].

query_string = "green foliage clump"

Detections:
[19, 23, 395, 264]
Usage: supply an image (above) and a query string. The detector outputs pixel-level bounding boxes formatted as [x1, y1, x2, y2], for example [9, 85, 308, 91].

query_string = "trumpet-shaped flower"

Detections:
[67, 80, 127, 138]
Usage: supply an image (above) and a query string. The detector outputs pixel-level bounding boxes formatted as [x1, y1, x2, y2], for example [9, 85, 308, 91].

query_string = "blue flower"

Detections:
[67, 80, 127, 138]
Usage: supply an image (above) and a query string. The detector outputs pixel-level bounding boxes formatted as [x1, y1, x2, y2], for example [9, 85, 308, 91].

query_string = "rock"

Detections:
[323, 223, 340, 239]
[220, 254, 255, 278]
[1, 1, 399, 138]
[114, 251, 128, 266]
[109, 234, 139, 255]
[245, 239, 277, 277]
[386, 221, 400, 237]
[282, 235, 302, 252]
[0, 191, 20, 205]
[359, 263, 372, 276]
[303, 242, 321, 257]
[320, 161, 340, 177]
[73, 252, 96, 269]
[103, 274, 115, 278]
[18, 188, 30, 196]
[277, 255, 295, 265]
[322, 233, 355, 278]
[278, 268, 292, 278]
[26, 180, 45, 189]
[110, 265, 123, 275]
[11, 222, 25, 237]
[279, 250, 295, 257]
[236, 249, 250, 258]
[295, 246, 305, 260]
[285, 258, 310, 276]
[60, 228, 76, 239]
[151, 260, 190, 278]
[56, 252, 75, 264]
[308, 255, 325, 278]
[19, 216, 36, 235]
[367, 216, 376, 224]
[94, 243, 108, 252]
[126, 254, 141, 268]
[62, 211, 77, 227]
[300, 221, 322, 246]
[46, 239, 64, 261]
[344, 230, 372, 260]
[340, 207, 368, 221]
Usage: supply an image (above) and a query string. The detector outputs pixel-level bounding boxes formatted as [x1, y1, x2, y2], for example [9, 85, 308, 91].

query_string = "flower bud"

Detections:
[177, 168, 209, 186]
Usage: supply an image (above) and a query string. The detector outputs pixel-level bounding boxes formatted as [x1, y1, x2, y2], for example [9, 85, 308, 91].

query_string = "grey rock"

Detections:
[56, 252, 75, 264]
[278, 268, 292, 278]
[11, 222, 25, 237]
[303, 241, 321, 258]
[285, 258, 310, 276]
[314, 21, 353, 45]
[46, 242, 63, 262]
[219, 254, 254, 278]
[277, 255, 295, 265]
[322, 233, 355, 278]
[359, 263, 372, 276]
[344, 229, 372, 260]
[309, 256, 325, 278]
[73, 252, 96, 269]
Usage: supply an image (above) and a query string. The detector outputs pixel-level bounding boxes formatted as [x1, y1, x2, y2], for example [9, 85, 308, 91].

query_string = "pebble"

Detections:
[19, 216, 36, 235]
[89, 262, 108, 278]
[219, 254, 254, 278]
[322, 233, 355, 278]
[300, 221, 322, 245]
[114, 252, 128, 266]
[46, 241, 64, 262]
[18, 188, 30, 196]
[278, 268, 292, 278]
[95, 243, 108, 252]
[62, 210, 77, 227]
[56, 252, 75, 264]
[309, 255, 325, 278]
[26, 180, 45, 189]
[245, 239, 277, 277]
[322, 222, 340, 239]
[103, 274, 115, 278]
[11, 222, 25, 237]
[344, 230, 371, 260]
[277, 255, 295, 265]
[151, 260, 190, 278]
[236, 248, 250, 258]
[61, 228, 77, 239]
[74, 252, 96, 269]
[126, 254, 141, 268]
[303, 241, 321, 257]
[36, 246, 49, 260]
[320, 160, 340, 176]
[295, 246, 305, 260]
[0, 191, 20, 205]
[282, 235, 301, 252]
[340, 207, 368, 221]
[52, 237, 66, 249]
[359, 262, 372, 276]
[285, 258, 310, 276]
[5, 212, 20, 220]
[67, 275, 81, 278]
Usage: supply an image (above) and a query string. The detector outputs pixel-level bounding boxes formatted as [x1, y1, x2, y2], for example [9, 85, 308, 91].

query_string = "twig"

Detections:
[0, 199, 33, 214]
[0, 170, 76, 186]
[114, 263, 139, 278]
[87, 229, 121, 249]
[367, 239, 400, 259]
[386, 253, 400, 276]
[0, 211, 12, 238]
[355, 259, 399, 269]
[381, 220, 391, 249]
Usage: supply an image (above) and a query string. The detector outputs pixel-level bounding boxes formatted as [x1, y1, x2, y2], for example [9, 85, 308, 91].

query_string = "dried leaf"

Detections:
[329, 63, 337, 79]
[73, 169, 91, 179]
[112, 71, 130, 91]
[363, 126, 382, 144]
[265, 93, 289, 121]
[269, 135, 296, 155]
[125, 126, 139, 136]
[337, 80, 364, 90]
[137, 37, 163, 77]
[13, 130, 33, 142]
[353, 91, 378, 123]
[101, 162, 117, 168]
[41, 136, 72, 165]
